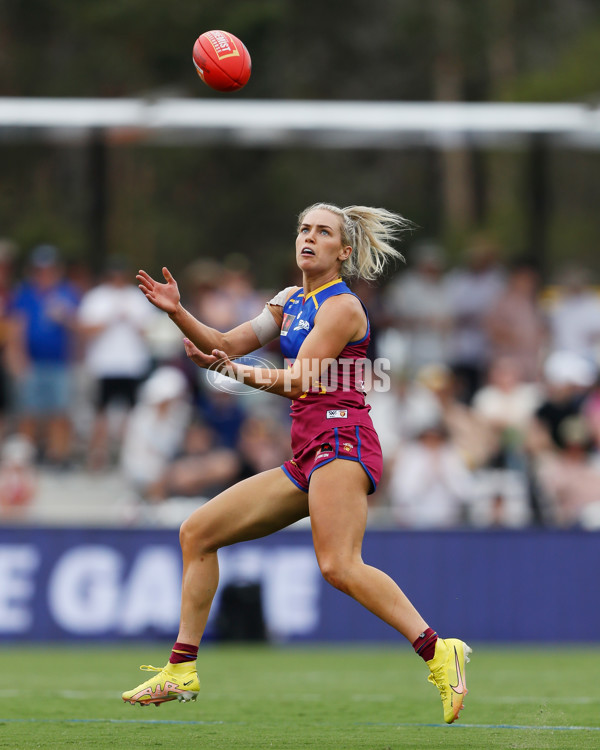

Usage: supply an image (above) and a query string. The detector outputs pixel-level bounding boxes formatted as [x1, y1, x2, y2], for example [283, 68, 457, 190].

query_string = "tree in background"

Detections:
[0, 0, 599, 282]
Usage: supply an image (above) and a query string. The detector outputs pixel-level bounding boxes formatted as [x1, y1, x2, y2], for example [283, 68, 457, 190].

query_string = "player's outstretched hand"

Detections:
[183, 341, 235, 375]
[137, 267, 180, 315]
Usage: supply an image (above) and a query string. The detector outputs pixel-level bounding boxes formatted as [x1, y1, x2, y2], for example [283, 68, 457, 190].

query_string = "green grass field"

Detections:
[1, 643, 599, 749]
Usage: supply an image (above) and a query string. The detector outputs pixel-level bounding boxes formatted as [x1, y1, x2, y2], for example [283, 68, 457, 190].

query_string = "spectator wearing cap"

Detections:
[77, 256, 158, 470]
[416, 362, 498, 471]
[6, 244, 81, 466]
[120, 365, 193, 499]
[120, 365, 241, 503]
[388, 421, 476, 529]
[526, 350, 597, 454]
[524, 350, 597, 524]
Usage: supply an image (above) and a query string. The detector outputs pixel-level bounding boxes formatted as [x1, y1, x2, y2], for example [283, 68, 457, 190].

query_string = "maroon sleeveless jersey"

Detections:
[279, 278, 382, 493]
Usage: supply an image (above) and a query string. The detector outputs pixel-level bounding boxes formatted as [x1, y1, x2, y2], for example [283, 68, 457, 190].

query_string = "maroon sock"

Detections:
[412, 628, 438, 662]
[169, 641, 199, 664]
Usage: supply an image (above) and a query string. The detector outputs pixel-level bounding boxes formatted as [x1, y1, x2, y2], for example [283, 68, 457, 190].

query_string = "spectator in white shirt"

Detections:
[389, 422, 475, 528]
[547, 265, 600, 364]
[444, 236, 505, 402]
[384, 242, 453, 371]
[78, 257, 157, 470]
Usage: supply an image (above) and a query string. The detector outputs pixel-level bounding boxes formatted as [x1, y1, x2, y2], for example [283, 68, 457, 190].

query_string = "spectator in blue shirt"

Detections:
[7, 245, 80, 467]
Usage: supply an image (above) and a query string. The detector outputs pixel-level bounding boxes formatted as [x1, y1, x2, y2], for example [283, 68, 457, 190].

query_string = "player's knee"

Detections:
[318, 555, 352, 594]
[179, 517, 195, 549]
[179, 515, 218, 554]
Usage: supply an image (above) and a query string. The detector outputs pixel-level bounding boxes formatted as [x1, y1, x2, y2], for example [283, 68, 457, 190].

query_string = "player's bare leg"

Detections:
[122, 468, 308, 706]
[308, 459, 470, 723]
[308, 459, 428, 641]
[176, 467, 309, 644]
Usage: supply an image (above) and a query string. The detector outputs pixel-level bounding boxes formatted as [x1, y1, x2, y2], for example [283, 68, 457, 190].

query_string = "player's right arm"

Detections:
[137, 267, 293, 359]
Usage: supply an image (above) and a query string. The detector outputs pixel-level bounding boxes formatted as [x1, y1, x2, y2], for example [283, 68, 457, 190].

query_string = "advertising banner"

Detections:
[0, 527, 598, 642]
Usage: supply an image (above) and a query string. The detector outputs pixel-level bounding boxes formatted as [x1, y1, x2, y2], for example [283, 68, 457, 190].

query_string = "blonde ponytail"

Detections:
[298, 202, 410, 281]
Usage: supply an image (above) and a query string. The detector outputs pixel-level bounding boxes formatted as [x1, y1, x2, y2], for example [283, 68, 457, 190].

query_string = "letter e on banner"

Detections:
[0, 545, 39, 633]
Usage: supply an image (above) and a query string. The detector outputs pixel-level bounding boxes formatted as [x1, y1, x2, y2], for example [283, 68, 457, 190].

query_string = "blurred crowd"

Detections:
[1, 235, 600, 531]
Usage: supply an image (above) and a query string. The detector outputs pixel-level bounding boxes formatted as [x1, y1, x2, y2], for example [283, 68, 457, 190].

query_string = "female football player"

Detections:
[122, 203, 471, 723]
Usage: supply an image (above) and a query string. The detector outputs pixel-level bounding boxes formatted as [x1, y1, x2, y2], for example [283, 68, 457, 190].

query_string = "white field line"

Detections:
[0, 717, 598, 731]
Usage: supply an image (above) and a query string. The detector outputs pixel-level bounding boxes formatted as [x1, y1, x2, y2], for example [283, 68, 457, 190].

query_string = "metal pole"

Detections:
[87, 127, 107, 277]
[528, 133, 549, 274]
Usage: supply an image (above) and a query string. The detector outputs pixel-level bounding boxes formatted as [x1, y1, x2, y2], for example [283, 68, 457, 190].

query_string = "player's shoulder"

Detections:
[322, 289, 362, 311]
[317, 290, 364, 324]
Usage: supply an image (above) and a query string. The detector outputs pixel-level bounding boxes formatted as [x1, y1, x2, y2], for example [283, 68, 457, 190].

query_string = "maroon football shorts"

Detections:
[282, 424, 383, 495]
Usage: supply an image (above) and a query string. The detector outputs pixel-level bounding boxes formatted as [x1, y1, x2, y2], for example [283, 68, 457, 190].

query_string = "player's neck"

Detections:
[302, 270, 341, 294]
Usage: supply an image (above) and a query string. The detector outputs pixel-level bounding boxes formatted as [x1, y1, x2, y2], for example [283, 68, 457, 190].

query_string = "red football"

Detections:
[192, 30, 251, 92]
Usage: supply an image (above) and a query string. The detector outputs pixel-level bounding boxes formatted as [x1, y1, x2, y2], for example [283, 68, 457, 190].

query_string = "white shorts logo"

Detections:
[326, 410, 348, 419]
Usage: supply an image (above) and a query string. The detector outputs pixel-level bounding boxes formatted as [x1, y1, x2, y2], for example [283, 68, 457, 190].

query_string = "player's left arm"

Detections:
[183, 294, 366, 400]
